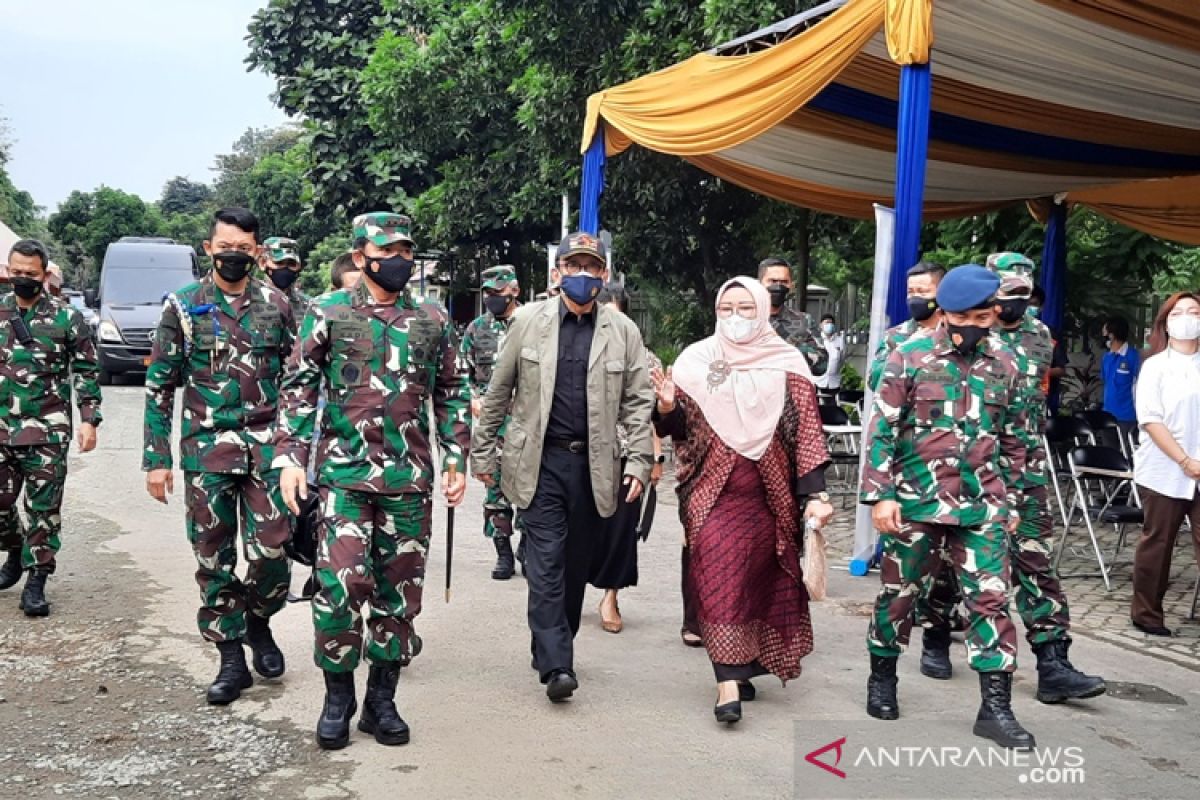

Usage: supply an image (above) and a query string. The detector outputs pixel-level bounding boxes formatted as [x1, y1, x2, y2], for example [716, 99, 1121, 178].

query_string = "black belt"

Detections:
[546, 437, 587, 454]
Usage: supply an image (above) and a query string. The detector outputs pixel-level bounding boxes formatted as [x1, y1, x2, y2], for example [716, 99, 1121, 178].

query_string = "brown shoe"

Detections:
[599, 598, 623, 634]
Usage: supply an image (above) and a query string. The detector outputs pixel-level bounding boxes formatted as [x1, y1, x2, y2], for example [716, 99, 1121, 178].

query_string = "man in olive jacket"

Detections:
[472, 232, 654, 703]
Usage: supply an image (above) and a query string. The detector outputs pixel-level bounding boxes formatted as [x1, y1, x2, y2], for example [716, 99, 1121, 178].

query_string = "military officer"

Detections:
[275, 211, 470, 750]
[916, 253, 1106, 703]
[0, 239, 102, 616]
[758, 257, 828, 376]
[261, 236, 311, 324]
[460, 265, 522, 579]
[867, 261, 946, 390]
[861, 264, 1035, 749]
[144, 207, 295, 705]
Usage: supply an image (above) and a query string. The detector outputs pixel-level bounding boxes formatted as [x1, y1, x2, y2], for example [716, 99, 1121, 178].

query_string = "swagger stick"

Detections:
[445, 462, 456, 603]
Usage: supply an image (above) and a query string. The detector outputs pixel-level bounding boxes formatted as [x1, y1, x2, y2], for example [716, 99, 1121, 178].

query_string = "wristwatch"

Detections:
[654, 454, 666, 464]
[810, 492, 832, 504]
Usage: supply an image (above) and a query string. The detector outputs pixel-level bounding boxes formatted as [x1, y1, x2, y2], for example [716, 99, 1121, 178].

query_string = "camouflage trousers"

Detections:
[868, 519, 1017, 672]
[0, 444, 69, 573]
[184, 471, 291, 643]
[312, 487, 431, 673]
[483, 433, 513, 539]
[917, 486, 1071, 645]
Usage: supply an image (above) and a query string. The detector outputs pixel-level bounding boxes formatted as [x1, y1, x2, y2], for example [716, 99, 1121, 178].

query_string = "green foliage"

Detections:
[159, 176, 213, 217]
[303, 231, 354, 295]
[0, 118, 40, 236]
[47, 187, 167, 289]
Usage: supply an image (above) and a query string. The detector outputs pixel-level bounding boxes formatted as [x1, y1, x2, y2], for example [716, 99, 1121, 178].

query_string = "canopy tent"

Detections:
[578, 0, 1200, 572]
[580, 0, 1200, 328]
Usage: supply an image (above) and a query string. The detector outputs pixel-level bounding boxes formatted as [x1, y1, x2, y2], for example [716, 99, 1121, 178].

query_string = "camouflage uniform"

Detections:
[771, 306, 828, 376]
[862, 325, 1027, 672]
[273, 212, 471, 674]
[459, 266, 518, 541]
[919, 274, 1071, 646]
[144, 275, 295, 643]
[0, 291, 102, 571]
[868, 319, 930, 391]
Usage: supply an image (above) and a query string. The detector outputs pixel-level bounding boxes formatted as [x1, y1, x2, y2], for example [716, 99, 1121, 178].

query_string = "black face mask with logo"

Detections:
[947, 323, 989, 356]
[11, 276, 43, 301]
[213, 251, 255, 283]
[996, 298, 1029, 324]
[364, 254, 415, 293]
[907, 296, 937, 322]
[767, 284, 791, 309]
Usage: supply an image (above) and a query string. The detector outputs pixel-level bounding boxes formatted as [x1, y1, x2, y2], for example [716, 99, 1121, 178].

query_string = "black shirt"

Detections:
[545, 299, 596, 442]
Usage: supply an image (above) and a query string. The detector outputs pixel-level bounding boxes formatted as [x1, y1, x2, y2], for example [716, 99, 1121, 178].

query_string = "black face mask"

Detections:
[212, 251, 255, 283]
[907, 295, 937, 322]
[484, 294, 512, 317]
[11, 276, 43, 301]
[269, 269, 300, 291]
[767, 284, 790, 309]
[947, 324, 989, 356]
[996, 298, 1029, 324]
[364, 254, 415, 293]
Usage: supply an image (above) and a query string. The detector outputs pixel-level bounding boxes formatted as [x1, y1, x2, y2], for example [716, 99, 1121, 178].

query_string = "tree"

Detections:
[211, 126, 303, 208]
[159, 176, 213, 217]
[48, 187, 166, 288]
[0, 116, 40, 235]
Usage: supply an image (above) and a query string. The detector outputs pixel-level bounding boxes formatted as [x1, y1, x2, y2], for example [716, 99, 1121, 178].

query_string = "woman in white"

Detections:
[1131, 292, 1200, 636]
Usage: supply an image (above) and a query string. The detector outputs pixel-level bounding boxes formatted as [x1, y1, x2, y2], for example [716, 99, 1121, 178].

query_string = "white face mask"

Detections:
[720, 315, 757, 343]
[1167, 315, 1200, 342]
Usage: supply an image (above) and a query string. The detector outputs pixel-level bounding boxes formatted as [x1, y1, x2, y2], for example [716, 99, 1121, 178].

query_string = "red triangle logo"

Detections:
[805, 736, 847, 779]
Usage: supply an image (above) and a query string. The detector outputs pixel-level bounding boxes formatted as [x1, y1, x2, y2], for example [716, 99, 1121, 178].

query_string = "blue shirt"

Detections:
[1101, 343, 1140, 422]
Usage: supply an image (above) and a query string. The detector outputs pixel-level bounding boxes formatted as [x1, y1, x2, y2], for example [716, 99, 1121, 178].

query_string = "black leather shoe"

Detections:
[317, 670, 358, 750]
[358, 664, 410, 745]
[973, 672, 1036, 749]
[866, 654, 899, 720]
[245, 614, 285, 678]
[0, 549, 22, 591]
[738, 681, 757, 702]
[546, 671, 578, 703]
[206, 641, 253, 705]
[19, 568, 50, 617]
[491, 536, 515, 580]
[1034, 639, 1106, 704]
[1132, 619, 1173, 637]
[920, 625, 953, 680]
[714, 700, 742, 724]
[515, 533, 527, 577]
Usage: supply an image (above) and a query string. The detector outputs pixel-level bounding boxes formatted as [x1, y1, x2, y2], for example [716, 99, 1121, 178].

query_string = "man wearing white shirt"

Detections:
[815, 314, 845, 391]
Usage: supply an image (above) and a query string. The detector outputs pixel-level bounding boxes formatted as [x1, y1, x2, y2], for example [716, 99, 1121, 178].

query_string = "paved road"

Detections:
[3, 386, 1199, 799]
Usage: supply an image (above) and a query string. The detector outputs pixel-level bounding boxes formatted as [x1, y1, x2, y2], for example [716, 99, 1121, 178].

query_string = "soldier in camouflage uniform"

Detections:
[867, 261, 946, 390]
[758, 257, 828, 377]
[861, 264, 1036, 749]
[460, 265, 522, 579]
[144, 207, 294, 706]
[0, 239, 102, 616]
[916, 253, 1105, 703]
[274, 211, 470, 750]
[261, 236, 311, 325]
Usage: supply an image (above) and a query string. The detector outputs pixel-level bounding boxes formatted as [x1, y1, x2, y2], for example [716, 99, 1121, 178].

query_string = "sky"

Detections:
[1, 0, 288, 213]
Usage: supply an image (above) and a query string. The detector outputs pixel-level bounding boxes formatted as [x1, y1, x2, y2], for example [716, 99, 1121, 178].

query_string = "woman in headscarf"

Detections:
[652, 277, 833, 724]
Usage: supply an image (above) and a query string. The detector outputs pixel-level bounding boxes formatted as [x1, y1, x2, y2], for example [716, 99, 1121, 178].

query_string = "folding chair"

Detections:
[1043, 416, 1093, 529]
[819, 404, 861, 504]
[1057, 445, 1143, 590]
[836, 389, 866, 424]
[1077, 409, 1131, 460]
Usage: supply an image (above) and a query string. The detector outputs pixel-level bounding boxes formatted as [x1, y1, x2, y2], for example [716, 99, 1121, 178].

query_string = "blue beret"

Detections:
[936, 264, 1000, 313]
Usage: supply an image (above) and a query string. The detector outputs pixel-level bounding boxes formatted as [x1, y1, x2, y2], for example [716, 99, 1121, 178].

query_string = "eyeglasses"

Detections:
[561, 258, 605, 277]
[716, 303, 758, 319]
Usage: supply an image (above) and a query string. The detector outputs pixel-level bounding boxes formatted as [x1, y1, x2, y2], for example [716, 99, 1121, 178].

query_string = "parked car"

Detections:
[85, 237, 201, 385]
[62, 289, 98, 330]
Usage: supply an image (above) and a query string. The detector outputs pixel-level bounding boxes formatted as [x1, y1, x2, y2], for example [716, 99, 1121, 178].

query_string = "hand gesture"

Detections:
[651, 366, 676, 414]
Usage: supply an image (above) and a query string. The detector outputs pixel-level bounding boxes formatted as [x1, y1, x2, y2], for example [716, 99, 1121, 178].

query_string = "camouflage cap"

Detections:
[481, 265, 518, 290]
[985, 251, 1036, 278]
[263, 236, 301, 264]
[353, 211, 415, 248]
[556, 231, 607, 263]
[996, 272, 1034, 300]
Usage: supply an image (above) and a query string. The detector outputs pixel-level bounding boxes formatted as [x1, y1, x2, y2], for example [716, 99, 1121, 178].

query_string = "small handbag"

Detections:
[802, 517, 829, 601]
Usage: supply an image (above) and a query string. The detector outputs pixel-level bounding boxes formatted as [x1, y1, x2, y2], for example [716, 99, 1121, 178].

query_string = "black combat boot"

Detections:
[515, 533, 527, 577]
[358, 663, 410, 745]
[206, 641, 253, 705]
[245, 614, 286, 678]
[919, 625, 953, 680]
[866, 654, 899, 720]
[0, 549, 22, 591]
[491, 536, 515, 580]
[317, 670, 358, 750]
[973, 672, 1036, 749]
[18, 568, 50, 617]
[1033, 639, 1106, 704]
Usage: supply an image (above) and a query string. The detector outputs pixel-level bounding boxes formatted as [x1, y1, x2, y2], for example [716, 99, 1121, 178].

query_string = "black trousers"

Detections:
[521, 447, 604, 682]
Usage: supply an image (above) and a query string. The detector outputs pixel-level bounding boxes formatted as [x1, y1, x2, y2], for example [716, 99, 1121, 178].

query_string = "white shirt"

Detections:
[816, 332, 845, 389]
[1134, 347, 1200, 499]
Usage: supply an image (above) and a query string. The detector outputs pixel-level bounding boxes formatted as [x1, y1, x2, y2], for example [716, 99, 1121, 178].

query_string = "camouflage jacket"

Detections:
[995, 316, 1055, 490]
[861, 326, 1027, 527]
[0, 291, 102, 446]
[458, 310, 516, 396]
[285, 286, 312, 331]
[771, 306, 828, 376]
[868, 319, 935, 390]
[273, 280, 471, 495]
[143, 276, 295, 474]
